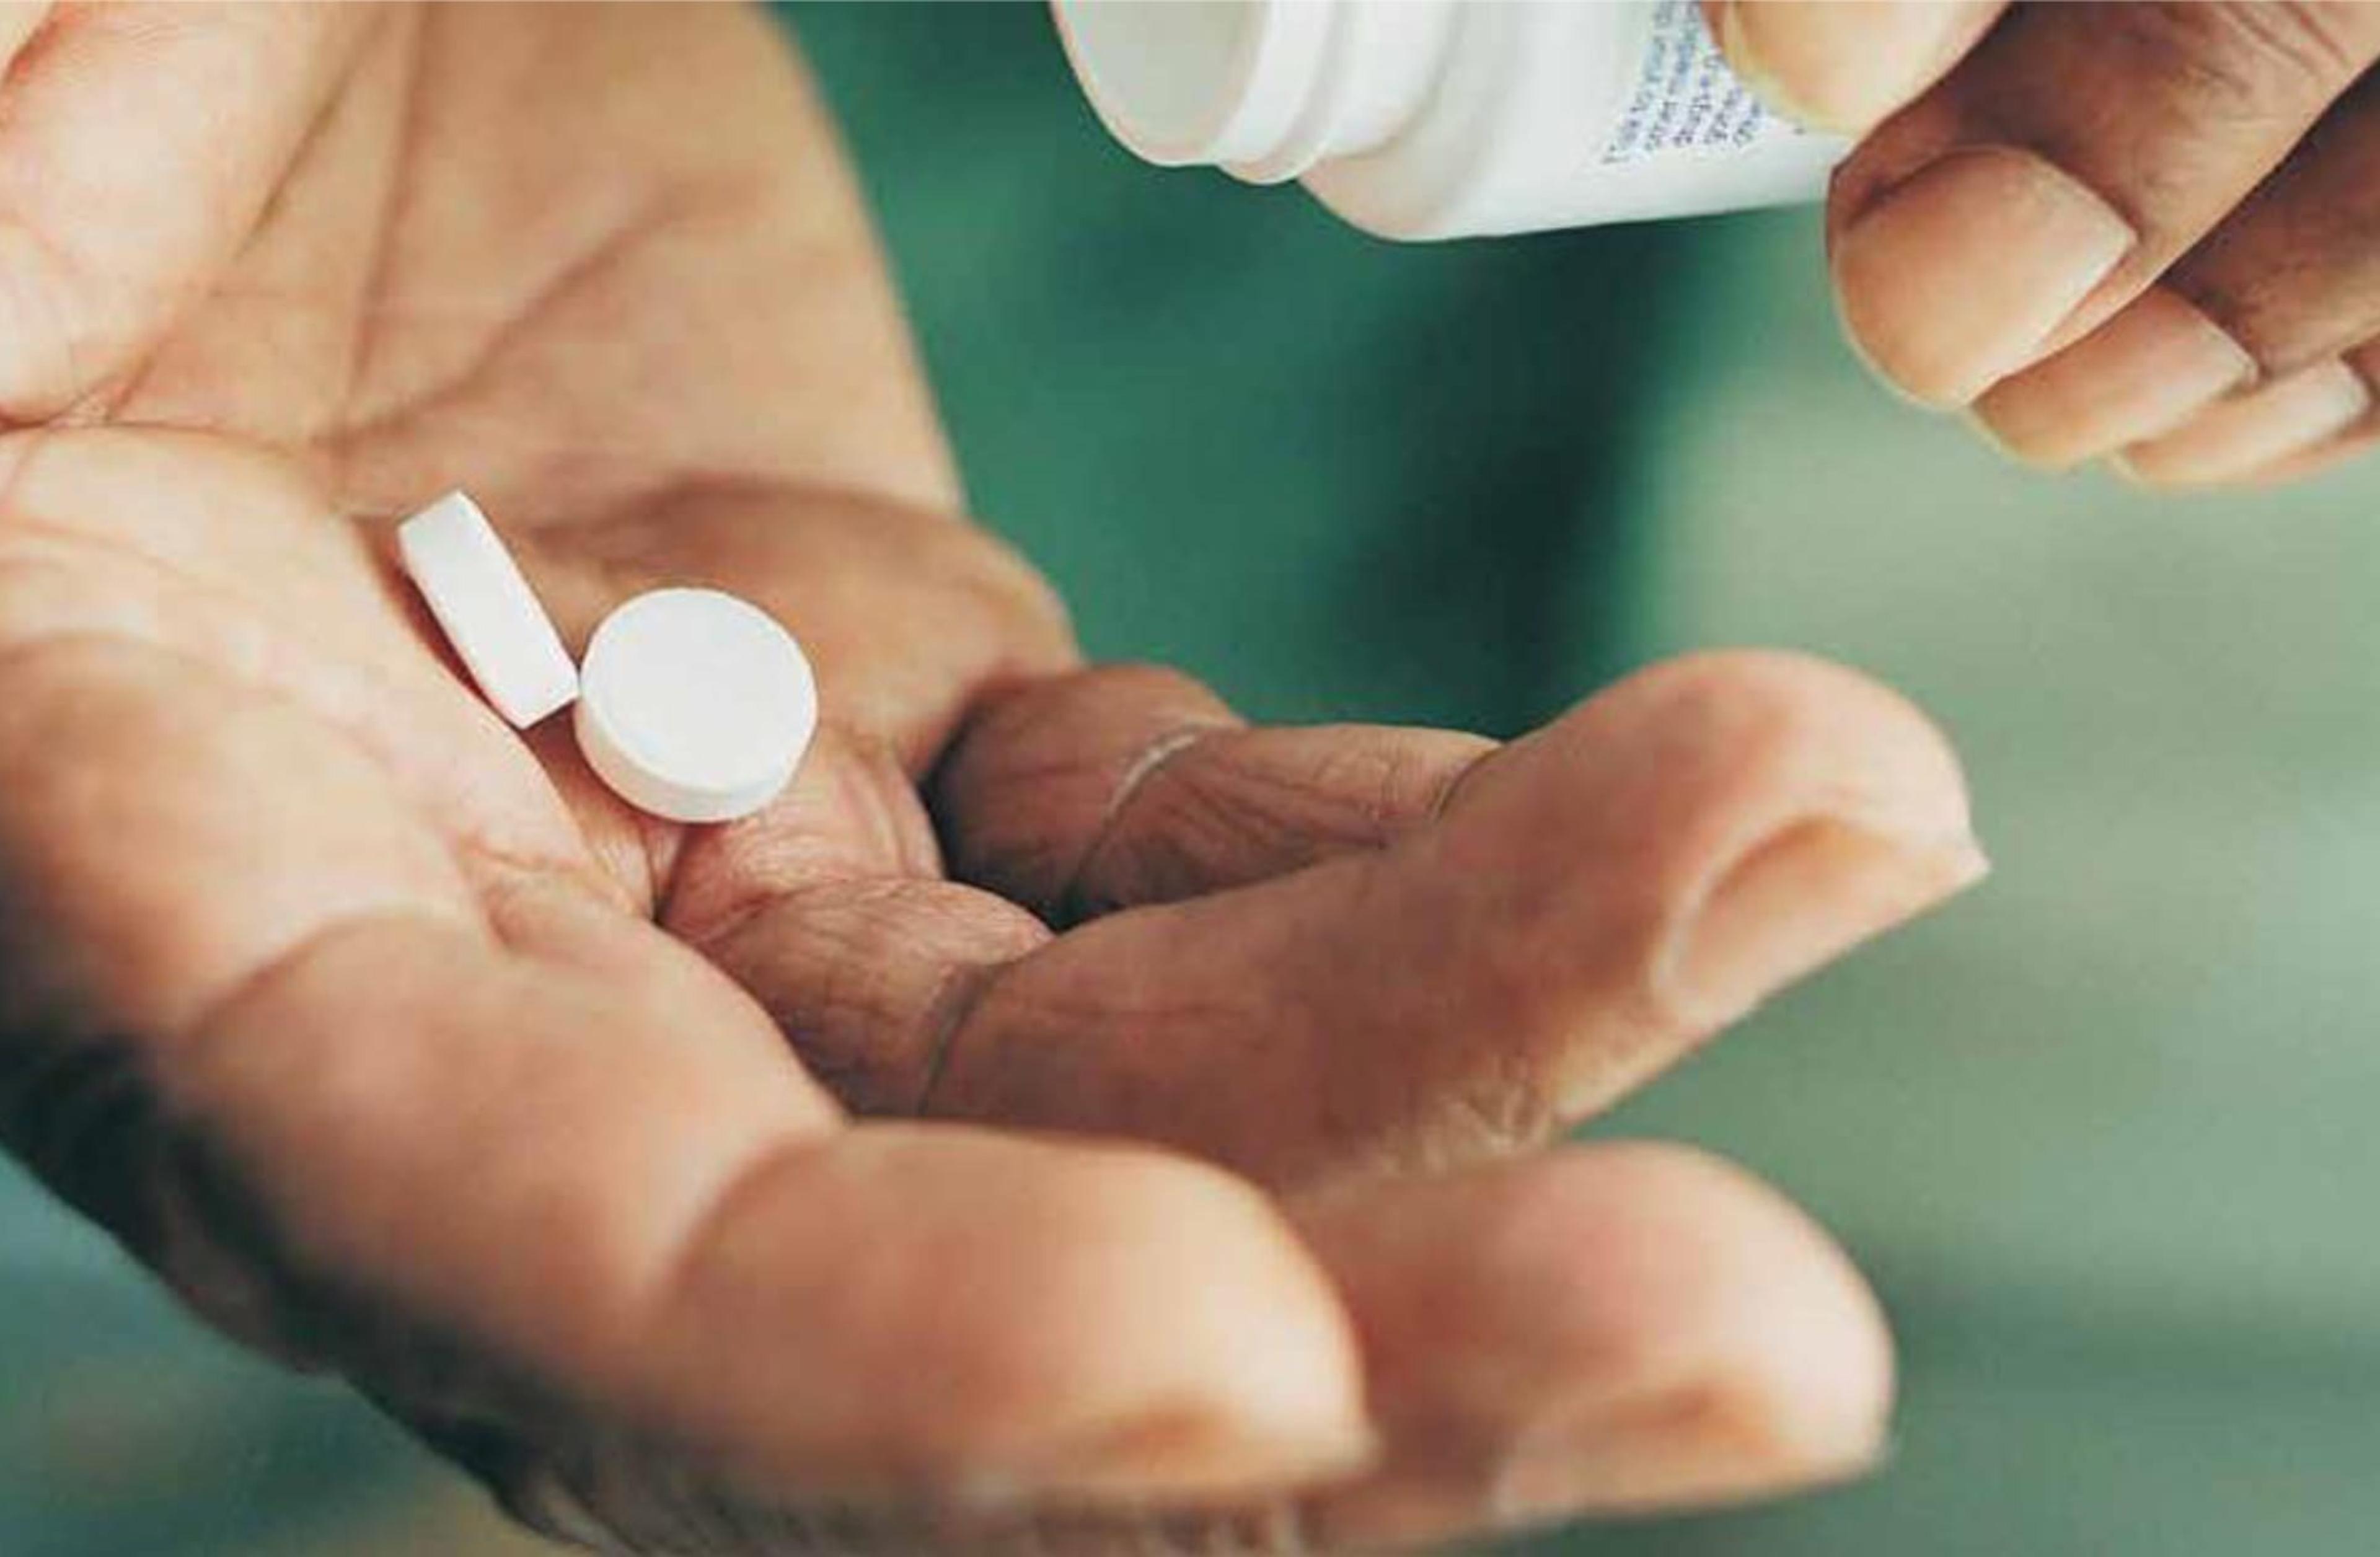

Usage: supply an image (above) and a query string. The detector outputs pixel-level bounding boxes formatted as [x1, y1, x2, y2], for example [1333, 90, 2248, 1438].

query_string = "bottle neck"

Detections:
[1053, 0, 1457, 183]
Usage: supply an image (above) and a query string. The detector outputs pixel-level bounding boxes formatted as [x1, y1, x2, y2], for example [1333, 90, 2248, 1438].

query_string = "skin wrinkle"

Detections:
[907, 955, 1007, 1119]
[328, 183, 687, 459]
[110, 9, 392, 426]
[661, 731, 950, 941]
[490, 1351, 1334, 1555]
[0, 9, 379, 427]
[0, 482, 314, 648]
[639, 1129, 833, 1382]
[0, 595, 602, 902]
[2174, 2, 2371, 100]
[324, 2, 421, 454]
[0, 208, 94, 421]
[1644, 808, 1933, 1034]
[1056, 721, 1231, 925]
[0, 417, 63, 547]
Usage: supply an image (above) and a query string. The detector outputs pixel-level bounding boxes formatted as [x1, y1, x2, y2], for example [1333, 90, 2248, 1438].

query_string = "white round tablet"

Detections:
[397, 491, 579, 728]
[573, 588, 819, 824]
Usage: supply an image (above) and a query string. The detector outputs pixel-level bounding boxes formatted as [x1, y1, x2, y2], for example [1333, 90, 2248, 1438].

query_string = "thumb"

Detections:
[1705, 0, 2008, 135]
[0, 2, 371, 421]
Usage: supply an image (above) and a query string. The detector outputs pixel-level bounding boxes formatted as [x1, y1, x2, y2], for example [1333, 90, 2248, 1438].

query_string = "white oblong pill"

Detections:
[573, 588, 819, 825]
[397, 491, 579, 728]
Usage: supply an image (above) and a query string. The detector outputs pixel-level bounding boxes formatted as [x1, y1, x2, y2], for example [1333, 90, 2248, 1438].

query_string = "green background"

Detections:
[6, 5, 2378, 1552]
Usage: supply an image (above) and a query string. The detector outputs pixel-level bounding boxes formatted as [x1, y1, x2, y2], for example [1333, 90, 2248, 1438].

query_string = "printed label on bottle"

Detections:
[1600, 0, 1806, 165]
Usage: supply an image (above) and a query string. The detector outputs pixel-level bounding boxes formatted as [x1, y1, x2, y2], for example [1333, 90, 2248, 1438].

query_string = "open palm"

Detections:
[0, 6, 1983, 1551]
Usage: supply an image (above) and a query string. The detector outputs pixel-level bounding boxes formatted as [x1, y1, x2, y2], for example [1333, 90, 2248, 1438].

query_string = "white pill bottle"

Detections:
[1052, 0, 1849, 239]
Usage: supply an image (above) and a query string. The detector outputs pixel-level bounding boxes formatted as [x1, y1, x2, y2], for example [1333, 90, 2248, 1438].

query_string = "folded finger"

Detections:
[926, 651, 1984, 1190]
[2221, 332, 2380, 483]
[1982, 73, 2380, 468]
[934, 663, 1492, 922]
[2114, 356, 2374, 488]
[1831, 2, 2380, 407]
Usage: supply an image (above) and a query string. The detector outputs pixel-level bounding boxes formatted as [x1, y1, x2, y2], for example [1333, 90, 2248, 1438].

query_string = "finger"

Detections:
[933, 663, 1494, 922]
[485, 481, 1083, 1118]
[197, 914, 1373, 1507]
[1829, 2, 2380, 407]
[926, 651, 1985, 1190]
[2213, 332, 2380, 484]
[402, 479, 1078, 1119]
[2113, 358, 2374, 488]
[1706, 0, 2007, 134]
[0, 2, 375, 421]
[681, 861, 1054, 1117]
[1981, 74, 2380, 468]
[1294, 1143, 1889, 1545]
[1970, 286, 2257, 469]
[491, 1142, 1890, 1554]
[0, 646, 1373, 1507]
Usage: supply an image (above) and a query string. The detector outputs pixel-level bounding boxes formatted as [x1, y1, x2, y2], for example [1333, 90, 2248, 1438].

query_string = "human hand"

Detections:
[1711, 0, 2380, 487]
[0, 4, 1985, 1550]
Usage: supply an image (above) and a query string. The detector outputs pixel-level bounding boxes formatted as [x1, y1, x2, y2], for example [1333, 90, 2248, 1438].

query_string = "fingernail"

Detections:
[1833, 146, 2136, 407]
[999, 1408, 1379, 1506]
[2115, 359, 2374, 488]
[1664, 814, 1990, 1028]
[1491, 1388, 1884, 1528]
[1974, 288, 2259, 469]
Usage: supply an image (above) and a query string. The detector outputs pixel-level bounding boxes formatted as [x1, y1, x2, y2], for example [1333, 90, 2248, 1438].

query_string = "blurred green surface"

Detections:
[6, 3, 2379, 1552]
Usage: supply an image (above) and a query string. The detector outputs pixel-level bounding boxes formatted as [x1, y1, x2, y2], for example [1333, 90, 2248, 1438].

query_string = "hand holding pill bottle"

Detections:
[1054, 0, 1847, 237]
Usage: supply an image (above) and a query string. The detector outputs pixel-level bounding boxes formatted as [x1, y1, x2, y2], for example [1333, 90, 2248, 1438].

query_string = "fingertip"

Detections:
[1007, 1143, 1380, 1501]
[1429, 650, 1981, 1109]
[647, 1128, 1375, 1506]
[1831, 146, 2137, 409]
[1491, 650, 1980, 881]
[1961, 405, 2078, 472]
[1299, 1144, 1892, 1545]
[1483, 1143, 1894, 1523]
[2114, 359, 2374, 489]
[1716, 0, 2007, 136]
[1973, 289, 2260, 470]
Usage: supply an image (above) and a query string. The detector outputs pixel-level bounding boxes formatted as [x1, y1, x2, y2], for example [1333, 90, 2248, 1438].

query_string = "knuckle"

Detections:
[2113, 4, 2375, 120]
[2171, 268, 2303, 373]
